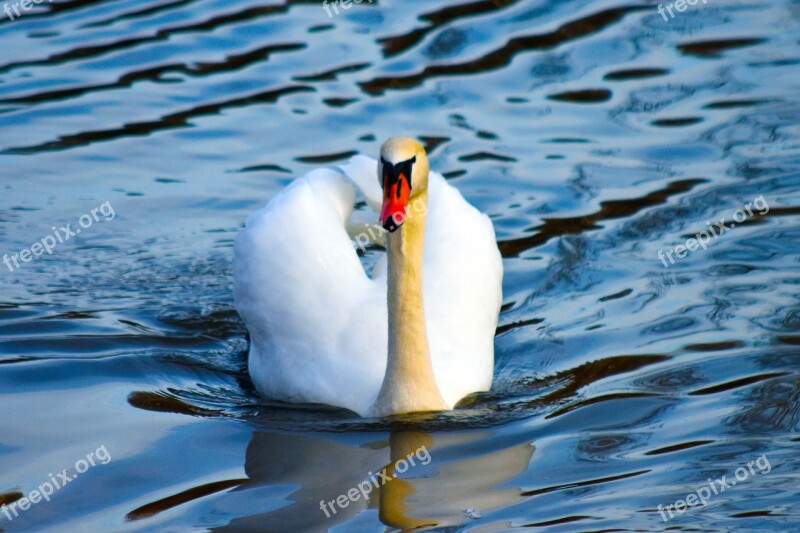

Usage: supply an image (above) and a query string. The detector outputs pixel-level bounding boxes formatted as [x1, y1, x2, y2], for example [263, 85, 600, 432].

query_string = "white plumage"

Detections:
[233, 155, 503, 416]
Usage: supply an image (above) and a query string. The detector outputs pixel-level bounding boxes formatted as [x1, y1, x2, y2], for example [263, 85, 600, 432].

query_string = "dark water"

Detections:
[1, 0, 799, 531]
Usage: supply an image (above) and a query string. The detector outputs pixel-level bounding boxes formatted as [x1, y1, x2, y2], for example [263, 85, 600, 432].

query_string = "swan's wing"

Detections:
[339, 155, 382, 212]
[339, 156, 388, 249]
[233, 168, 386, 415]
[423, 172, 504, 406]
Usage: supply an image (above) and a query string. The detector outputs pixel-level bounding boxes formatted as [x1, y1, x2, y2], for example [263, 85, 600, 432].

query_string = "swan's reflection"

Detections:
[220, 428, 533, 531]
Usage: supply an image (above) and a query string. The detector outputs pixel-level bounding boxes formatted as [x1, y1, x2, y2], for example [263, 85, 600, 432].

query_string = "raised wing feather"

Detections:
[233, 169, 386, 414]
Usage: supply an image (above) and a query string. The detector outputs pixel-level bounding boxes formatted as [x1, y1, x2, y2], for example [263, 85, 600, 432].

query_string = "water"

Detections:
[1, 0, 799, 531]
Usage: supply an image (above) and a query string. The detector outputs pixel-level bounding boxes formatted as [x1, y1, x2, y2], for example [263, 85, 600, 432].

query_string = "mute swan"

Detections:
[233, 137, 503, 417]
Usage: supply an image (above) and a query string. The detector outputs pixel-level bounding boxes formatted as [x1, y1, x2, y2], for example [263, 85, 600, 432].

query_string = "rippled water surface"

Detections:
[2, 0, 799, 531]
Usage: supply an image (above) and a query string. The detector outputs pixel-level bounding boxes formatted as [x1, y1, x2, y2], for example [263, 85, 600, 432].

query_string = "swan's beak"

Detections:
[380, 168, 411, 233]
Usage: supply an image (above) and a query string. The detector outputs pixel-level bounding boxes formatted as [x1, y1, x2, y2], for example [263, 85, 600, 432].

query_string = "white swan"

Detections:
[233, 137, 503, 417]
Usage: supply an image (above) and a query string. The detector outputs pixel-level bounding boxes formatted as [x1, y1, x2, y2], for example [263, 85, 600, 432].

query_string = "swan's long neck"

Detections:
[373, 191, 448, 416]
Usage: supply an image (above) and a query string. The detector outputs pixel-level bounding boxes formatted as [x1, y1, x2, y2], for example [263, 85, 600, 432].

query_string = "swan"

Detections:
[233, 137, 503, 417]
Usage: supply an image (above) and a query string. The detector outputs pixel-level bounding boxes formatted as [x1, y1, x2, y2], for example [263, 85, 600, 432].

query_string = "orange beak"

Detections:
[380, 170, 411, 232]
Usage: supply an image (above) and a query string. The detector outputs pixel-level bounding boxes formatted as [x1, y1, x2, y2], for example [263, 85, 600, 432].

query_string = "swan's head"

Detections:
[378, 137, 429, 232]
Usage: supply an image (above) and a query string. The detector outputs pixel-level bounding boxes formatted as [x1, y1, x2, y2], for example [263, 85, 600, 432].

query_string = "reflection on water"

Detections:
[1, 0, 800, 531]
[197, 430, 531, 532]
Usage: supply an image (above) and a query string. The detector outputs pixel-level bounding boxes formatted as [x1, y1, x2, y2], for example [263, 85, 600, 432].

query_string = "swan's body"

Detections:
[233, 139, 503, 417]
